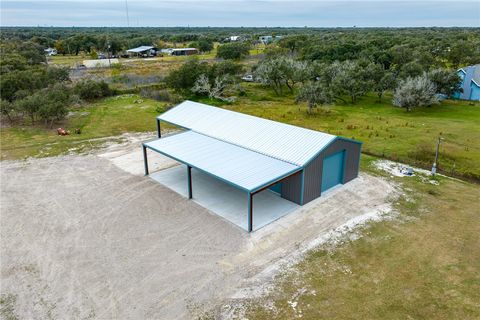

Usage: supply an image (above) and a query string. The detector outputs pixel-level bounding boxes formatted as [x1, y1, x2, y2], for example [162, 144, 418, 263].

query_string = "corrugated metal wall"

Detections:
[302, 139, 361, 204]
[280, 171, 303, 204]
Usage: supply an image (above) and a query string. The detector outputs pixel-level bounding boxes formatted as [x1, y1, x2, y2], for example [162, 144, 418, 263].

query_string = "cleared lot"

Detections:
[1, 138, 398, 319]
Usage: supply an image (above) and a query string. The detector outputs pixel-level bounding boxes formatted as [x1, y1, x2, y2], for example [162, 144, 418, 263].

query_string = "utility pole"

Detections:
[431, 136, 443, 176]
[125, 0, 130, 27]
[107, 44, 111, 67]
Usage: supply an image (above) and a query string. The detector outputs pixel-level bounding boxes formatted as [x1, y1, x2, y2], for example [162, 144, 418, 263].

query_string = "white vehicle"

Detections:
[242, 74, 254, 82]
[44, 48, 57, 56]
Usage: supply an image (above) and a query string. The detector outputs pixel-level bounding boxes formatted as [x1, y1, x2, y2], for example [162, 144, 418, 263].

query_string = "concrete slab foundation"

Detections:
[149, 165, 300, 231]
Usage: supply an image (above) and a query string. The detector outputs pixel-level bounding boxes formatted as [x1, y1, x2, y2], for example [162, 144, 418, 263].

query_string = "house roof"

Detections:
[158, 101, 337, 167]
[144, 130, 300, 192]
[127, 46, 155, 53]
[458, 64, 480, 98]
[472, 65, 480, 87]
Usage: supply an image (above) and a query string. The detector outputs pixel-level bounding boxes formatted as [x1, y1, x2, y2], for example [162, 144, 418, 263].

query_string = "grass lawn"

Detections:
[213, 84, 480, 180]
[0, 95, 165, 160]
[2, 83, 479, 180]
[246, 155, 480, 319]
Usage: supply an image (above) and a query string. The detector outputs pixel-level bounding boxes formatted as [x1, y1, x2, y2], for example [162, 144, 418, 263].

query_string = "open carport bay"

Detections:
[150, 165, 300, 231]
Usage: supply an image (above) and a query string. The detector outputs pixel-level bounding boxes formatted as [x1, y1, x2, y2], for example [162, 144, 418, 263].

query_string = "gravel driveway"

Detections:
[1, 137, 398, 319]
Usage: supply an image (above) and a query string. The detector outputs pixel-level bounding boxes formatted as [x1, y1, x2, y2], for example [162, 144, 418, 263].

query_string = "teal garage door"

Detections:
[321, 150, 345, 192]
[269, 182, 282, 194]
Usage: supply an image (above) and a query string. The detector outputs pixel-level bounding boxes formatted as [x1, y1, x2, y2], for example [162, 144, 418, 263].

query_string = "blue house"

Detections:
[454, 64, 480, 101]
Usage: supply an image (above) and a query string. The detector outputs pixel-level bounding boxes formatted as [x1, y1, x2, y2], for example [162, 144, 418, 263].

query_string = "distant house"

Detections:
[44, 48, 57, 56]
[454, 64, 480, 101]
[170, 48, 199, 56]
[225, 36, 241, 42]
[259, 35, 283, 45]
[126, 46, 158, 57]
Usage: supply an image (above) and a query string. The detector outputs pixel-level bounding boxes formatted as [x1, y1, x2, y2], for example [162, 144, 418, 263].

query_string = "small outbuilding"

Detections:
[143, 101, 362, 232]
[170, 48, 199, 56]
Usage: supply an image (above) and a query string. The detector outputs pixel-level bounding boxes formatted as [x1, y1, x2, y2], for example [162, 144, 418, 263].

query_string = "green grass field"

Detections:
[216, 84, 479, 180]
[1, 83, 479, 180]
[246, 155, 480, 319]
[0, 95, 165, 159]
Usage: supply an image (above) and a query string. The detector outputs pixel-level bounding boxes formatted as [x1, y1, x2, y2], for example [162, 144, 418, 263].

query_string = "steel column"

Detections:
[247, 192, 253, 232]
[300, 169, 305, 205]
[156, 119, 161, 138]
[143, 145, 149, 175]
[187, 165, 192, 199]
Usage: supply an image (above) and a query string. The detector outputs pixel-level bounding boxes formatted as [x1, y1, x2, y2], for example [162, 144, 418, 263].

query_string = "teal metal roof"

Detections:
[144, 131, 301, 193]
[158, 101, 336, 167]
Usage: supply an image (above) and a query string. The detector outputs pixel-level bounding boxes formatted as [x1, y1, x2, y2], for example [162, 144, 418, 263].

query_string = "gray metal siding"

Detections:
[302, 139, 361, 204]
[280, 171, 303, 204]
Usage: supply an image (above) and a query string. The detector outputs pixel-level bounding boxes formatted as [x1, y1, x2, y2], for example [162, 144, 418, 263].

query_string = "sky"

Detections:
[1, 0, 479, 27]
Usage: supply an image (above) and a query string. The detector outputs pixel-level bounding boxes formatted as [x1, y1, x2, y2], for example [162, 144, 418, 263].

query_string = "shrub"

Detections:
[393, 74, 439, 111]
[140, 88, 174, 102]
[74, 80, 112, 101]
[165, 58, 209, 91]
[216, 42, 250, 60]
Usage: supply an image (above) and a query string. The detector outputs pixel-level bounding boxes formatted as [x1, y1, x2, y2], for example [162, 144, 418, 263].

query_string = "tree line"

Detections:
[0, 41, 111, 127]
[254, 55, 462, 112]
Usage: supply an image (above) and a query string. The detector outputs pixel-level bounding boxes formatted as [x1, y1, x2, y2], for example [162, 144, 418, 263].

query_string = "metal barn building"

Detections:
[142, 101, 362, 232]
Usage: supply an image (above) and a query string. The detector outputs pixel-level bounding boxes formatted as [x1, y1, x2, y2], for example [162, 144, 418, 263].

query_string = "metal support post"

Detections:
[187, 166, 192, 199]
[156, 119, 161, 138]
[248, 193, 253, 232]
[143, 145, 149, 175]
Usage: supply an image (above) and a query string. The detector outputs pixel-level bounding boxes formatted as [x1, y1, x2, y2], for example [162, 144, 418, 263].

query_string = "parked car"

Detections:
[242, 74, 254, 82]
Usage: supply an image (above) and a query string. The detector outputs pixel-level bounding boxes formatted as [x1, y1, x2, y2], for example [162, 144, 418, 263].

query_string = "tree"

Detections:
[367, 63, 397, 102]
[447, 40, 475, 68]
[209, 60, 243, 79]
[54, 40, 66, 55]
[376, 72, 397, 102]
[428, 68, 462, 97]
[37, 84, 70, 127]
[255, 58, 287, 95]
[255, 56, 312, 95]
[278, 35, 308, 54]
[15, 92, 44, 124]
[191, 74, 211, 96]
[331, 60, 373, 103]
[165, 58, 210, 92]
[197, 39, 214, 53]
[399, 61, 425, 79]
[216, 42, 250, 60]
[282, 58, 313, 91]
[393, 75, 439, 111]
[0, 100, 16, 123]
[296, 82, 333, 113]
[191, 74, 235, 101]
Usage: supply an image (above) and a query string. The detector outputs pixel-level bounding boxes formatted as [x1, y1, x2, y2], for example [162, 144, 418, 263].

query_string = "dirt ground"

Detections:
[1, 135, 398, 319]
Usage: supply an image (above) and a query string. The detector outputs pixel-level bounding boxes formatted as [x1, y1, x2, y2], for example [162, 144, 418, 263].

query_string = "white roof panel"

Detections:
[144, 131, 300, 192]
[127, 46, 155, 53]
[158, 101, 336, 166]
